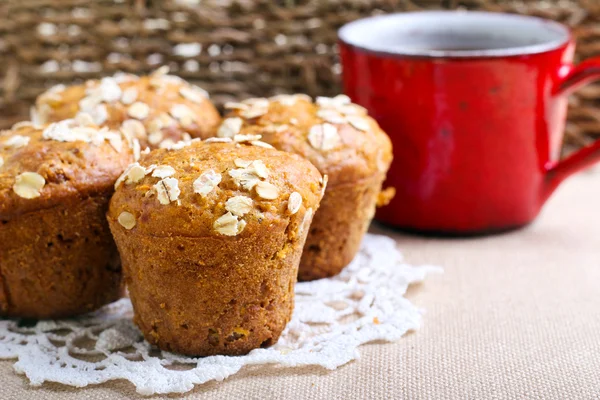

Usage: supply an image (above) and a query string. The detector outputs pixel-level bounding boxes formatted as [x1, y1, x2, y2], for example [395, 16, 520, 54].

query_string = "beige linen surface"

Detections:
[1, 171, 600, 399]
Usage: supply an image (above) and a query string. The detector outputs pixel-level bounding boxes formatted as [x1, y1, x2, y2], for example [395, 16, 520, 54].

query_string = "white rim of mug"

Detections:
[338, 11, 572, 58]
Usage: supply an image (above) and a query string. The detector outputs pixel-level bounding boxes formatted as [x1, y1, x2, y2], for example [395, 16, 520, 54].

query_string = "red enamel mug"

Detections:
[339, 11, 600, 234]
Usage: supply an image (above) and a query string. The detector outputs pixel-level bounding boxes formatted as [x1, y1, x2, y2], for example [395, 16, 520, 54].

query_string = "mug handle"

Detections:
[545, 58, 600, 195]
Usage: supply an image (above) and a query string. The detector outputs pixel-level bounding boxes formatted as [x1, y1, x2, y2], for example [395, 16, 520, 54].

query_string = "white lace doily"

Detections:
[0, 233, 440, 395]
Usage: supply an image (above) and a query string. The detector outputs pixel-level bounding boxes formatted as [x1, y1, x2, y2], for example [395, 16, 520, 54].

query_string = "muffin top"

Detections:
[0, 120, 134, 219]
[32, 66, 221, 149]
[218, 94, 393, 186]
[108, 138, 324, 238]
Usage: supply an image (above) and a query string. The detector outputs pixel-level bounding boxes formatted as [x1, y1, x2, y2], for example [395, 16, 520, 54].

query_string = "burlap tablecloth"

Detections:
[1, 170, 599, 399]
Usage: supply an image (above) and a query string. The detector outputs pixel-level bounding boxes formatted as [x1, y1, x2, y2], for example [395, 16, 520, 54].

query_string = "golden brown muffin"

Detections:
[218, 94, 393, 280]
[0, 120, 134, 319]
[32, 66, 221, 149]
[107, 138, 324, 356]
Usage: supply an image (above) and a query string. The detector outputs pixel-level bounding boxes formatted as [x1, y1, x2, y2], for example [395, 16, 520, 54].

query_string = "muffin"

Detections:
[218, 94, 393, 280]
[31, 66, 221, 149]
[0, 119, 133, 319]
[107, 137, 324, 356]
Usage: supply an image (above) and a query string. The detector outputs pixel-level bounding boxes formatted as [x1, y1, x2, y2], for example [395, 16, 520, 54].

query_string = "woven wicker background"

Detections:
[1, 0, 600, 147]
